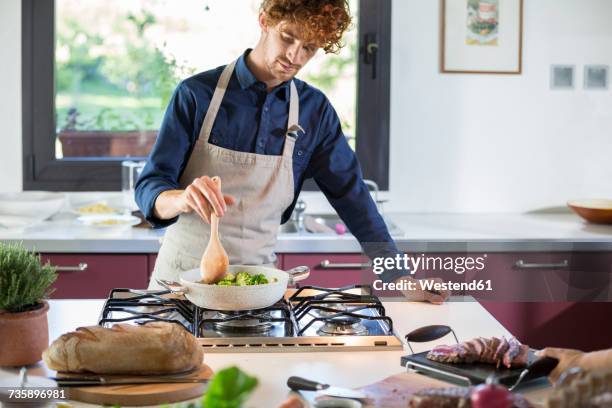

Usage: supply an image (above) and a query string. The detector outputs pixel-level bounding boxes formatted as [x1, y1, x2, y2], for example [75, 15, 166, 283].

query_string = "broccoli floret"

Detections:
[213, 272, 271, 286]
[216, 280, 233, 286]
[235, 272, 251, 286]
[249, 274, 269, 285]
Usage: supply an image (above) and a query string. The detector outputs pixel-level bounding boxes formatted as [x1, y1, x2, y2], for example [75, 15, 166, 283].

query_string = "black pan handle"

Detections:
[406, 325, 453, 343]
[404, 325, 459, 355]
[287, 376, 326, 392]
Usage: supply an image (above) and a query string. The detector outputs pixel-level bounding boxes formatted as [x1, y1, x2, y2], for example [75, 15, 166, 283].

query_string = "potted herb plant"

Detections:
[0, 243, 57, 366]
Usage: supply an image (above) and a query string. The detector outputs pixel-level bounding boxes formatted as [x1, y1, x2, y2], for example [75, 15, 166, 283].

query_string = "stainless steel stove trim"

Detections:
[100, 288, 404, 352]
[197, 334, 404, 353]
[405, 360, 472, 386]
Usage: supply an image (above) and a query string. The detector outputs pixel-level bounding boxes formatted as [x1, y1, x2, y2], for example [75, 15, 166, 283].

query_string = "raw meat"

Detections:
[427, 336, 529, 369]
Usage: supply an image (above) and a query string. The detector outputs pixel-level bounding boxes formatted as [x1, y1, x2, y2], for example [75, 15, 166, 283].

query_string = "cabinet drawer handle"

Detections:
[319, 260, 371, 269]
[515, 260, 568, 269]
[54, 263, 88, 272]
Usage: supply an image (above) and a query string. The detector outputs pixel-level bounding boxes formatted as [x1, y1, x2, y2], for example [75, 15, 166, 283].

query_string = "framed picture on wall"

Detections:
[441, 0, 524, 74]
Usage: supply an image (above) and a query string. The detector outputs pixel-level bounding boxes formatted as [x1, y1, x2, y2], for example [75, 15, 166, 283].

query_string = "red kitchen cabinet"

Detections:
[461, 252, 612, 352]
[275, 253, 284, 270]
[406, 251, 612, 351]
[42, 254, 149, 299]
[282, 253, 371, 287]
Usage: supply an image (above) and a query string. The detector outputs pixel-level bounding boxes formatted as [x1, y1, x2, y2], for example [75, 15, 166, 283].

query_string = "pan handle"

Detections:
[156, 279, 188, 295]
[404, 325, 459, 355]
[286, 266, 310, 284]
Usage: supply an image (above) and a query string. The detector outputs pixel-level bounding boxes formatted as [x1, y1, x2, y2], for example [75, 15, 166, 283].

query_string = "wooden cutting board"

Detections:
[316, 372, 449, 408]
[316, 372, 549, 408]
[357, 372, 450, 408]
[63, 363, 213, 406]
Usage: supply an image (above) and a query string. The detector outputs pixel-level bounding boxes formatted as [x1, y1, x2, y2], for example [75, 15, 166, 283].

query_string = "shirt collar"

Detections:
[235, 49, 291, 97]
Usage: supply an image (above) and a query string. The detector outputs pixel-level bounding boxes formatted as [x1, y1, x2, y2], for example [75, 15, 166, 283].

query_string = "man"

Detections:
[136, 0, 448, 303]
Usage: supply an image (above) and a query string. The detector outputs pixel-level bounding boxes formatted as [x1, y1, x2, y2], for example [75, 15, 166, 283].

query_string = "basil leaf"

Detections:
[203, 366, 258, 408]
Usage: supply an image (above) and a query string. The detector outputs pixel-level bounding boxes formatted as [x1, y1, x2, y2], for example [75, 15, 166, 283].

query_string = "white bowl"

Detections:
[0, 192, 66, 219]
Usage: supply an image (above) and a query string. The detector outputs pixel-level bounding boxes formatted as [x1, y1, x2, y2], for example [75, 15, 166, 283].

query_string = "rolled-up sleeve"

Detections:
[307, 101, 409, 282]
[135, 81, 198, 228]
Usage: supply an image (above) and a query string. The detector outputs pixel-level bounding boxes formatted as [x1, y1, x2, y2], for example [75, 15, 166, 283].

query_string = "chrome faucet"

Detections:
[292, 199, 307, 232]
[363, 179, 384, 215]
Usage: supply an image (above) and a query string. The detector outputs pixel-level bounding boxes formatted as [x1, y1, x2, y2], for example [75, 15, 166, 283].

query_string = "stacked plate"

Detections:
[71, 198, 141, 228]
[0, 192, 66, 229]
[71, 200, 140, 228]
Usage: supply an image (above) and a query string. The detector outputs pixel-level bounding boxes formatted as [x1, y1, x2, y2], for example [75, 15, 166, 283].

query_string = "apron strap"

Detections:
[283, 80, 302, 158]
[288, 80, 300, 131]
[198, 60, 237, 142]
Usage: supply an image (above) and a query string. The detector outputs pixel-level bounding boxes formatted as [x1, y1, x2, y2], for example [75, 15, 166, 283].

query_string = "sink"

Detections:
[278, 213, 403, 237]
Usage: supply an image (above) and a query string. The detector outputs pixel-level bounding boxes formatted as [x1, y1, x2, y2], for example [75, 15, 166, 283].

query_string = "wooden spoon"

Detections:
[199, 176, 229, 284]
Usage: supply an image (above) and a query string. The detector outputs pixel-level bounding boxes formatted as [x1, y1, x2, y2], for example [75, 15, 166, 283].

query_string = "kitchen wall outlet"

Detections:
[550, 65, 575, 90]
[584, 65, 609, 90]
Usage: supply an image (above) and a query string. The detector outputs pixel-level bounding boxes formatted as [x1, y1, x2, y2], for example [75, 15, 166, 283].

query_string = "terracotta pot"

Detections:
[0, 301, 49, 367]
[58, 130, 157, 158]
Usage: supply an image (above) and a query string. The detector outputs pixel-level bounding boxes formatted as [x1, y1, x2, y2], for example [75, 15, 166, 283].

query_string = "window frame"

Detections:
[22, 0, 391, 191]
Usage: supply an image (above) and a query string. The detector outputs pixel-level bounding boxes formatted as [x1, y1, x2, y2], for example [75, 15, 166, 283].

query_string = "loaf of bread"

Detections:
[43, 322, 203, 374]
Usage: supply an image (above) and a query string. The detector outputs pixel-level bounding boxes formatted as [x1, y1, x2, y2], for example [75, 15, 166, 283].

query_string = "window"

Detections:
[22, 0, 391, 190]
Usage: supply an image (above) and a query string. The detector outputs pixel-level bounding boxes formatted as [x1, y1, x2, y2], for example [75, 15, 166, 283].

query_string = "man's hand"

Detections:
[180, 175, 236, 223]
[395, 276, 451, 304]
[536, 347, 585, 383]
[154, 176, 236, 223]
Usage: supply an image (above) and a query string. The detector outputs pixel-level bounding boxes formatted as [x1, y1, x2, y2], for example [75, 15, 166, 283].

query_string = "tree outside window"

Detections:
[55, 0, 358, 159]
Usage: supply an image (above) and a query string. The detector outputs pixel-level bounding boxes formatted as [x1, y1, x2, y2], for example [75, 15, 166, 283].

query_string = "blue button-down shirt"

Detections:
[135, 50, 405, 281]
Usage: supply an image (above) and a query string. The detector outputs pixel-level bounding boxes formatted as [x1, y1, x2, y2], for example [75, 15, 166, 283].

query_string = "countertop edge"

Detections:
[2, 237, 612, 253]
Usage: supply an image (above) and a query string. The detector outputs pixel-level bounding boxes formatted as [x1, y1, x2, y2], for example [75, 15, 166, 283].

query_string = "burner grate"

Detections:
[288, 285, 394, 336]
[198, 300, 295, 336]
[99, 289, 295, 337]
[99, 288, 195, 332]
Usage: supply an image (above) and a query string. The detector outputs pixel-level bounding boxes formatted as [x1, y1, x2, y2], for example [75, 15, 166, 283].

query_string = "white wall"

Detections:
[0, 0, 22, 192]
[1, 0, 612, 213]
[385, 0, 612, 213]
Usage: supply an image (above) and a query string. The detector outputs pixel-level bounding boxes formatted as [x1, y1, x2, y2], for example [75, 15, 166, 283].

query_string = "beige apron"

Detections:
[149, 59, 300, 289]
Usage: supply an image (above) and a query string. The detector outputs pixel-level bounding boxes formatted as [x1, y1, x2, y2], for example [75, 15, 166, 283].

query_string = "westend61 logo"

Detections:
[372, 253, 487, 275]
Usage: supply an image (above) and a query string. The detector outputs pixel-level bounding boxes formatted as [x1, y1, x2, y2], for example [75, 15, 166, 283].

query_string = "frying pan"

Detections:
[156, 265, 310, 311]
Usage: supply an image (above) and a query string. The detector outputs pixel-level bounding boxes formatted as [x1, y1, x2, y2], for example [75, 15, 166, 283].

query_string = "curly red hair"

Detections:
[260, 0, 352, 54]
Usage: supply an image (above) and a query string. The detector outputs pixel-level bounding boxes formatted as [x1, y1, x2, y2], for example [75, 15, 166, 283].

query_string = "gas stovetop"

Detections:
[98, 285, 403, 352]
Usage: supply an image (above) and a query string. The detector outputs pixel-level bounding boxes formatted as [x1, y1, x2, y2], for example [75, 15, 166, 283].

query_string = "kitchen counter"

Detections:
[0, 299, 552, 407]
[0, 211, 611, 253]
